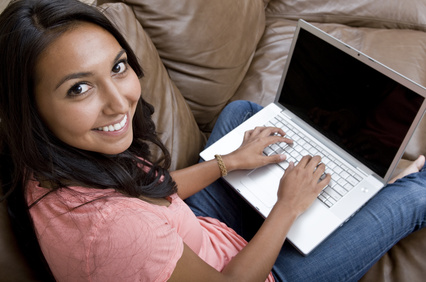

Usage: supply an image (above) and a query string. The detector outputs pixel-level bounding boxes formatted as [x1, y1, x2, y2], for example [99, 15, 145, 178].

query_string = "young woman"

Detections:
[0, 0, 424, 281]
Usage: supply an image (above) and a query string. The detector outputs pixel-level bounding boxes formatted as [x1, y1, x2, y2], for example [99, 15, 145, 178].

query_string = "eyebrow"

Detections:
[54, 49, 127, 90]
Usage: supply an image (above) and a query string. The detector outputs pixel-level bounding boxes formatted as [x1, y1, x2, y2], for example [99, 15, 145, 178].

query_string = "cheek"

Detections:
[43, 103, 98, 138]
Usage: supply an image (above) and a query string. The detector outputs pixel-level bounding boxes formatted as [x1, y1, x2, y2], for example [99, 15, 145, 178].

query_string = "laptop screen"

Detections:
[278, 28, 424, 178]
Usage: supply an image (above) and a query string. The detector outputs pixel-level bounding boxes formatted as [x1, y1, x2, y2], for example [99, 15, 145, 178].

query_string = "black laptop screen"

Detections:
[278, 28, 424, 178]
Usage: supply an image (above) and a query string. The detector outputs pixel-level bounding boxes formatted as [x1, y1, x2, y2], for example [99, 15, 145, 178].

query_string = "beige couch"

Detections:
[1, 0, 425, 281]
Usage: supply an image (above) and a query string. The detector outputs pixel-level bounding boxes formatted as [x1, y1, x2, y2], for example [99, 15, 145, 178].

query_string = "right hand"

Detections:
[276, 155, 331, 217]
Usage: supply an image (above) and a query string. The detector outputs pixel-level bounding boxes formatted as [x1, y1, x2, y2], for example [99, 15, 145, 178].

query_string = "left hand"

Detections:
[223, 126, 293, 172]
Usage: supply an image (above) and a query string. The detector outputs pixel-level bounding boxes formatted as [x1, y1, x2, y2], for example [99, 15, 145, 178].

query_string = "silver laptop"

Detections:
[200, 20, 426, 255]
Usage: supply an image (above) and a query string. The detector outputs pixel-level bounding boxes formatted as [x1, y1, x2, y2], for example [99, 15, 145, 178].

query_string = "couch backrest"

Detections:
[266, 0, 426, 31]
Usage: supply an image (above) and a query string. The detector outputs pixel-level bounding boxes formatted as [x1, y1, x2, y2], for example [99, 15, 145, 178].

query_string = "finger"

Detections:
[253, 126, 286, 138]
[313, 162, 326, 178]
[266, 135, 293, 147]
[243, 129, 254, 139]
[266, 153, 287, 164]
[251, 126, 267, 136]
[297, 155, 313, 168]
[317, 173, 331, 192]
[283, 161, 295, 175]
[267, 127, 286, 137]
[305, 155, 322, 170]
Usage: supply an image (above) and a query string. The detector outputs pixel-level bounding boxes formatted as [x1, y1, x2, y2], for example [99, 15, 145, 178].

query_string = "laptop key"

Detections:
[346, 176, 359, 186]
[324, 187, 342, 201]
[263, 146, 275, 156]
[331, 183, 348, 196]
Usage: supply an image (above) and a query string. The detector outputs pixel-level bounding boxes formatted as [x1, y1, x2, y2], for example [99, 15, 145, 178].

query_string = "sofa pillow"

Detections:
[100, 3, 206, 170]
[99, 0, 266, 132]
[266, 0, 426, 31]
[262, 0, 272, 7]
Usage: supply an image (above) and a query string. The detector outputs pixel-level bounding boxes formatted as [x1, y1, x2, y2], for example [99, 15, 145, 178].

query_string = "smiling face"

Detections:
[34, 22, 141, 155]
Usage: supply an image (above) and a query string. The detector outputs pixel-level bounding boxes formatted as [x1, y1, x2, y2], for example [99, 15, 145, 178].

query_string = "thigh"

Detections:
[272, 168, 426, 282]
[205, 100, 263, 148]
[186, 177, 264, 240]
[185, 100, 265, 240]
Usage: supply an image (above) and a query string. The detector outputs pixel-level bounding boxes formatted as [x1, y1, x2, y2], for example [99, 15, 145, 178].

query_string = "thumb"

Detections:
[268, 154, 287, 164]
[285, 161, 295, 173]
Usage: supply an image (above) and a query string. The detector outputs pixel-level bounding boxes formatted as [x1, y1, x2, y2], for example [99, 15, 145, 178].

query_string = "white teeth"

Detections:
[97, 115, 127, 132]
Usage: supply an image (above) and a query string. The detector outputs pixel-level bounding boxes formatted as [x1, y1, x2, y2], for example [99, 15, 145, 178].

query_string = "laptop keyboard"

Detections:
[263, 113, 363, 208]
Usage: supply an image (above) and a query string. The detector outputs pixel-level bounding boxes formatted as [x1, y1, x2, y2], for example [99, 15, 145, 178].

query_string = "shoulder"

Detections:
[28, 183, 184, 281]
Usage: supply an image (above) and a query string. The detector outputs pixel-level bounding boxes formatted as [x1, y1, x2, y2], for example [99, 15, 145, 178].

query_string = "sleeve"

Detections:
[86, 204, 184, 282]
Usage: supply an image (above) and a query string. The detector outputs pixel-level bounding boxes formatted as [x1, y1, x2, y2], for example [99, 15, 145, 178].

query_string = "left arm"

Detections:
[171, 127, 292, 200]
[170, 158, 225, 200]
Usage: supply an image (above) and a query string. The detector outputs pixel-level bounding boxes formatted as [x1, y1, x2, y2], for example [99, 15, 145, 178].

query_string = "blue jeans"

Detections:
[185, 101, 426, 282]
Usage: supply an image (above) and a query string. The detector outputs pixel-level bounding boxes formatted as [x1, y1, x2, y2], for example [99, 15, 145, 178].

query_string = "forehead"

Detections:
[35, 22, 121, 85]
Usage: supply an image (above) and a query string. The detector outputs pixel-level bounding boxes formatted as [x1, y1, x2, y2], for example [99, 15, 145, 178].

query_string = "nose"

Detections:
[101, 80, 127, 115]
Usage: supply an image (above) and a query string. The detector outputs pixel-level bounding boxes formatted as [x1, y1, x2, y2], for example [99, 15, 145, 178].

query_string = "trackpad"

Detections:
[241, 165, 283, 208]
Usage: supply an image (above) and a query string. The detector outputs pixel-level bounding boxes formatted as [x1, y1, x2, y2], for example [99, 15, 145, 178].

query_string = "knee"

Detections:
[222, 100, 262, 118]
[390, 178, 426, 223]
[224, 100, 252, 112]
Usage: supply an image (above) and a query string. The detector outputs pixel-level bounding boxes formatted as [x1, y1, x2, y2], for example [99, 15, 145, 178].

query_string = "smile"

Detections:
[95, 114, 127, 132]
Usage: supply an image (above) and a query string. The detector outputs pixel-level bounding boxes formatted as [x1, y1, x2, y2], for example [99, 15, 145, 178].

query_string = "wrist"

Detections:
[272, 200, 301, 221]
[220, 154, 237, 173]
[214, 154, 228, 177]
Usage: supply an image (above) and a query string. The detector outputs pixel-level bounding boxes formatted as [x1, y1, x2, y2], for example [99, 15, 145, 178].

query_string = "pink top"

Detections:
[26, 179, 274, 281]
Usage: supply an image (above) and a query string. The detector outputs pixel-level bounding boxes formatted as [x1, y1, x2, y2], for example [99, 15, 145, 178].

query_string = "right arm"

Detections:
[169, 155, 330, 282]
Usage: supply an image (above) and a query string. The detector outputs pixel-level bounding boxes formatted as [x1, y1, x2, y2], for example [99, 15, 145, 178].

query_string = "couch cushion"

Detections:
[262, 0, 271, 7]
[360, 228, 426, 282]
[266, 0, 426, 31]
[99, 0, 266, 132]
[100, 3, 206, 170]
[231, 18, 296, 106]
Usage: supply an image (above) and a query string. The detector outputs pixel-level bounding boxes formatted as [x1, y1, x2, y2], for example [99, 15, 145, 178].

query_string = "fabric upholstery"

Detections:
[266, 0, 426, 31]
[361, 228, 426, 282]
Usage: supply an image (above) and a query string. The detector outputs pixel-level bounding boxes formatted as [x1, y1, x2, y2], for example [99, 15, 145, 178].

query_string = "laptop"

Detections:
[200, 20, 426, 255]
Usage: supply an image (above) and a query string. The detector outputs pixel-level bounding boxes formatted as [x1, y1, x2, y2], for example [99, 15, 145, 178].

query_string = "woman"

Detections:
[0, 0, 424, 281]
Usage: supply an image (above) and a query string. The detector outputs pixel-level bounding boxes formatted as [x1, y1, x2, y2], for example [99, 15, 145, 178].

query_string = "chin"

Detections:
[93, 140, 133, 155]
[102, 145, 132, 155]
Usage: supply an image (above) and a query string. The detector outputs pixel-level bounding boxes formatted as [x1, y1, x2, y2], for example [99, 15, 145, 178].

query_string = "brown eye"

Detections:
[112, 60, 127, 74]
[67, 83, 90, 96]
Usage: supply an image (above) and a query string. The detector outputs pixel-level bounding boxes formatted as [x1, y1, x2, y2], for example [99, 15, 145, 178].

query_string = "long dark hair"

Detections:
[0, 0, 176, 280]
